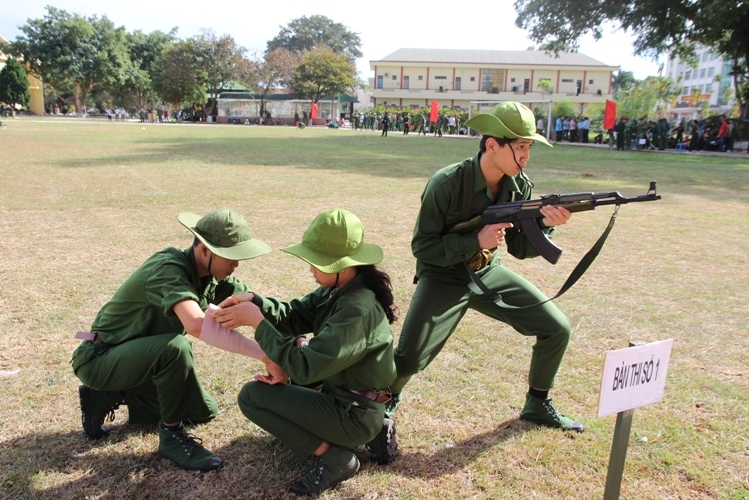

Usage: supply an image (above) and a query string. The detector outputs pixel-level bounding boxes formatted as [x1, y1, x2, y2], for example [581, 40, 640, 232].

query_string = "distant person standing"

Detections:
[536, 117, 544, 135]
[555, 116, 563, 142]
[579, 117, 590, 143]
[381, 113, 389, 137]
[718, 116, 729, 152]
[569, 117, 578, 142]
[615, 117, 628, 150]
[562, 117, 570, 141]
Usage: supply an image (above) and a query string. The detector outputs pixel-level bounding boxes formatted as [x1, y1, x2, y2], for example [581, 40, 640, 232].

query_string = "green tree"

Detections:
[266, 15, 362, 60]
[616, 80, 659, 119]
[116, 29, 176, 110]
[192, 30, 245, 117]
[552, 100, 576, 119]
[646, 75, 682, 116]
[0, 57, 31, 115]
[288, 47, 358, 104]
[514, 0, 749, 118]
[241, 48, 298, 118]
[536, 78, 552, 94]
[612, 70, 636, 100]
[11, 6, 129, 116]
[152, 39, 206, 110]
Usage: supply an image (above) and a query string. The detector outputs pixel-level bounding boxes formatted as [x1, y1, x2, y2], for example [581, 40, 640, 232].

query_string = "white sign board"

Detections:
[598, 339, 673, 418]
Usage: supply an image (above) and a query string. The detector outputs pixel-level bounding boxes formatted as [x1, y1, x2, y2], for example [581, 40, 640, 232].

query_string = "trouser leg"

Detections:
[392, 275, 471, 394]
[238, 381, 382, 460]
[393, 265, 570, 394]
[74, 334, 215, 424]
[471, 264, 571, 390]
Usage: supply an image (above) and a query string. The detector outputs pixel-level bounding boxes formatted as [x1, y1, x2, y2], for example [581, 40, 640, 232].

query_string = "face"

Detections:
[310, 266, 338, 287]
[209, 254, 239, 280]
[487, 138, 535, 176]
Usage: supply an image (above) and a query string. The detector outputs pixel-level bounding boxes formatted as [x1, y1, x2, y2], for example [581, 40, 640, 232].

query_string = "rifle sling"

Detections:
[457, 206, 620, 309]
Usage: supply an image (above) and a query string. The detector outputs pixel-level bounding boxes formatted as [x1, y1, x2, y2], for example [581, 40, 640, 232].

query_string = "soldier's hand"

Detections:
[255, 358, 289, 385]
[477, 223, 513, 249]
[211, 301, 264, 329]
[540, 205, 571, 227]
[215, 293, 254, 309]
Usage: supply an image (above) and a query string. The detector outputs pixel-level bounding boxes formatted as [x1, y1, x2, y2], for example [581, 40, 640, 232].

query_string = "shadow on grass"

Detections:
[386, 418, 531, 479]
[0, 418, 529, 498]
[53, 133, 471, 181]
[0, 425, 303, 499]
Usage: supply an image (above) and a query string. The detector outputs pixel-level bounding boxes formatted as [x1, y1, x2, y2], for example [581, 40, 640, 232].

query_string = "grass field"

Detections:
[1, 118, 748, 499]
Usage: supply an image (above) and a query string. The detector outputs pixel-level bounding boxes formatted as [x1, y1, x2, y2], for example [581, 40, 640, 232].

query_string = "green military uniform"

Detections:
[72, 246, 250, 425]
[636, 120, 646, 150]
[658, 119, 669, 150]
[391, 152, 571, 394]
[238, 274, 395, 459]
[615, 119, 627, 150]
[626, 120, 637, 149]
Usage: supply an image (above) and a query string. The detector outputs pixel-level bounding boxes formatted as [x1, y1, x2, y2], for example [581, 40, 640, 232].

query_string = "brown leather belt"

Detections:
[76, 331, 101, 342]
[348, 388, 391, 404]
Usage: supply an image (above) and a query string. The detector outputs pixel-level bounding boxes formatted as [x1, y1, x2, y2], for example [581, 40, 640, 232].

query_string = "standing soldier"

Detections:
[386, 102, 583, 435]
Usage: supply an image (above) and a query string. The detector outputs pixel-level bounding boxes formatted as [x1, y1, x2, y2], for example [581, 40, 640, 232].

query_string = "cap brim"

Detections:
[282, 242, 383, 274]
[178, 212, 271, 260]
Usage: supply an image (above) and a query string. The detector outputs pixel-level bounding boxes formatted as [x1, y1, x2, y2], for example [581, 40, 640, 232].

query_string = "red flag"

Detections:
[310, 103, 318, 119]
[603, 100, 617, 130]
[430, 100, 439, 123]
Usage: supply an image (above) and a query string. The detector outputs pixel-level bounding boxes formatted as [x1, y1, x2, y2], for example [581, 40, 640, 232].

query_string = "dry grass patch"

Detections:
[1, 118, 748, 499]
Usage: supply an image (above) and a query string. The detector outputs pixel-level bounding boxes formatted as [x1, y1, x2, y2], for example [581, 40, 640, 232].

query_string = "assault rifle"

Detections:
[450, 181, 661, 265]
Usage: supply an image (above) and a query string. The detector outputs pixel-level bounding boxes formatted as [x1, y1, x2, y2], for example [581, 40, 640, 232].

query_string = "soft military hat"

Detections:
[465, 101, 552, 147]
[282, 208, 383, 274]
[178, 208, 271, 261]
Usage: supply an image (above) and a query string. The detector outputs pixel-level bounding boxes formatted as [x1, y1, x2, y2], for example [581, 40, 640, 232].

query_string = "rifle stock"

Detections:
[449, 181, 661, 264]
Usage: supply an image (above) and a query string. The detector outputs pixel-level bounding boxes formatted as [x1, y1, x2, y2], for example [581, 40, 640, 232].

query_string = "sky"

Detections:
[1, 0, 663, 80]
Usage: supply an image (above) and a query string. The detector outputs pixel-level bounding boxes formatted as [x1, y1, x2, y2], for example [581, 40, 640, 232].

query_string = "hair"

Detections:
[479, 135, 516, 153]
[357, 265, 398, 324]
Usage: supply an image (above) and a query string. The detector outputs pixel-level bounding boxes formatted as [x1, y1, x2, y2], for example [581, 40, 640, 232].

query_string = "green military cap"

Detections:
[178, 208, 270, 261]
[283, 208, 383, 274]
[465, 101, 552, 147]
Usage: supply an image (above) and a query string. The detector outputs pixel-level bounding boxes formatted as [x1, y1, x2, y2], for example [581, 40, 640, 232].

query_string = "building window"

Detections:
[511, 78, 516, 83]
[470, 76, 475, 82]
[561, 78, 573, 83]
[705, 83, 712, 93]
[392, 75, 397, 80]
[589, 79, 594, 84]
[700, 68, 706, 78]
[708, 67, 714, 77]
[702, 53, 709, 62]
[455, 76, 461, 91]
[403, 75, 409, 89]
[435, 76, 447, 80]
[376, 75, 383, 89]
[684, 71, 691, 80]
[481, 69, 504, 93]
[418, 75, 423, 81]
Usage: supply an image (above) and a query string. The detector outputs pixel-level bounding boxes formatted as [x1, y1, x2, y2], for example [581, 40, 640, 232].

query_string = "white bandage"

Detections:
[200, 304, 265, 360]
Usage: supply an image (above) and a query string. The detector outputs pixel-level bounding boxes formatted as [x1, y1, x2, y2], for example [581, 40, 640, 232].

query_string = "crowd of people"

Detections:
[553, 115, 594, 143]
[72, 102, 585, 496]
[610, 115, 742, 152]
[351, 110, 469, 137]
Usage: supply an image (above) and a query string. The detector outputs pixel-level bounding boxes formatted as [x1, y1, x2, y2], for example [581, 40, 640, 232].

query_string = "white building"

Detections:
[369, 48, 618, 111]
[664, 45, 734, 119]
